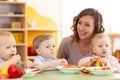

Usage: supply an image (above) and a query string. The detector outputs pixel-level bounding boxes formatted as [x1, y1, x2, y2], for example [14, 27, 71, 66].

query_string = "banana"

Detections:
[89, 60, 105, 67]
[0, 66, 9, 74]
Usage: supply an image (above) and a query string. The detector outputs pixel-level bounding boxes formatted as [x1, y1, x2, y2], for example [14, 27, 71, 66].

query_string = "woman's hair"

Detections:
[33, 34, 53, 49]
[71, 8, 105, 42]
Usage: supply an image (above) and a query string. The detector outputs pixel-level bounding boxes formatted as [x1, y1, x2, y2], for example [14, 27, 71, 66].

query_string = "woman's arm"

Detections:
[57, 37, 69, 59]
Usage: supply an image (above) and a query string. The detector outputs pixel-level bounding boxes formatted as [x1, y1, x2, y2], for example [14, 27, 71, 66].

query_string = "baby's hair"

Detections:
[0, 31, 13, 37]
[91, 33, 111, 47]
[33, 34, 53, 49]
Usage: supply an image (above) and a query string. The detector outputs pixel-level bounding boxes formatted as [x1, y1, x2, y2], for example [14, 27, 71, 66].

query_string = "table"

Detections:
[22, 70, 120, 80]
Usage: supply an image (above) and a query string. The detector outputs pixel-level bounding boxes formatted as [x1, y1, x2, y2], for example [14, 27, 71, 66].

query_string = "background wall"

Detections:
[20, 0, 120, 52]
[61, 0, 120, 38]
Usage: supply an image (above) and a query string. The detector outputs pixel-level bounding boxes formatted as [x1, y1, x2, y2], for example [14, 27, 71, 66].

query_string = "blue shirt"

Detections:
[34, 55, 57, 66]
[34, 56, 58, 70]
[0, 58, 4, 63]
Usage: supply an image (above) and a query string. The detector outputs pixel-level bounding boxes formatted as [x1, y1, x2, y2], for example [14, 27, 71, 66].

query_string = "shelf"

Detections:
[108, 33, 120, 37]
[0, 14, 25, 17]
[27, 28, 62, 31]
[0, 1, 62, 61]
[0, 28, 25, 31]
[0, 1, 26, 61]
[0, 1, 25, 4]
[16, 43, 25, 46]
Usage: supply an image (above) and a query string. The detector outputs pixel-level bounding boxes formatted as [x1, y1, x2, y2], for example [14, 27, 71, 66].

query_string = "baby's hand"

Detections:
[58, 58, 68, 66]
[9, 55, 21, 64]
[90, 55, 101, 62]
[100, 58, 107, 65]
[23, 60, 34, 68]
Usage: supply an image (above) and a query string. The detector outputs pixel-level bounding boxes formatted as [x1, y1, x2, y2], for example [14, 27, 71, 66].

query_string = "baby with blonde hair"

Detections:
[0, 31, 33, 70]
[78, 33, 120, 73]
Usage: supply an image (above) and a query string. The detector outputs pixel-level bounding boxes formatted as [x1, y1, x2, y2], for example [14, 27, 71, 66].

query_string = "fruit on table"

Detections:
[63, 64, 79, 68]
[89, 61, 105, 67]
[0, 65, 9, 74]
[8, 64, 25, 78]
[0, 74, 9, 79]
[101, 67, 110, 70]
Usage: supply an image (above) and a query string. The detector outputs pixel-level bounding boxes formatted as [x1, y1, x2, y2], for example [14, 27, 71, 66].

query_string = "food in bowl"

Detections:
[89, 67, 114, 75]
[57, 64, 81, 73]
[79, 66, 90, 74]
[63, 64, 80, 68]
[23, 69, 40, 77]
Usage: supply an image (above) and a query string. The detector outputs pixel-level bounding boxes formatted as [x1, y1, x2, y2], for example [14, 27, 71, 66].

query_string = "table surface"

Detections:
[22, 70, 120, 80]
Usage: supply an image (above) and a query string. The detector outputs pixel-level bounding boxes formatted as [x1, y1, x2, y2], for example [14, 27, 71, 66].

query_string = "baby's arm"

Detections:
[0, 55, 21, 70]
[23, 60, 34, 68]
[34, 60, 58, 71]
[107, 56, 120, 73]
[58, 58, 68, 65]
[78, 57, 91, 66]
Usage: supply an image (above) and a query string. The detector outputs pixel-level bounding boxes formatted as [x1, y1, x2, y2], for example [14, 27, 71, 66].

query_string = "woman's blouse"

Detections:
[57, 36, 93, 65]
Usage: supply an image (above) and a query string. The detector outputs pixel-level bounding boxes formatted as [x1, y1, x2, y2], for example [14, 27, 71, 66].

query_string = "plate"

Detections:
[89, 67, 114, 75]
[57, 66, 81, 74]
[23, 69, 40, 77]
[0, 78, 22, 80]
[45, 67, 57, 71]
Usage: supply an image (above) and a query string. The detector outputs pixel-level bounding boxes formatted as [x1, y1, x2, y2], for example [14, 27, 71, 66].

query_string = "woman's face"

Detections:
[77, 15, 95, 40]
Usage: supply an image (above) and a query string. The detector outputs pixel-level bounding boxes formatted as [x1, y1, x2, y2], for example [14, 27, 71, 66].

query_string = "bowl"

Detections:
[0, 78, 22, 80]
[57, 66, 81, 74]
[89, 67, 114, 75]
[23, 69, 40, 77]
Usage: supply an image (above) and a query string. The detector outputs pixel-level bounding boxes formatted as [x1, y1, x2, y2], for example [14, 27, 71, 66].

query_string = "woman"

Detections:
[57, 8, 105, 65]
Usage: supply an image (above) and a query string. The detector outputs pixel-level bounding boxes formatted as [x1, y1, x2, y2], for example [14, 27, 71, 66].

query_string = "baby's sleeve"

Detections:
[107, 56, 120, 73]
[33, 56, 44, 66]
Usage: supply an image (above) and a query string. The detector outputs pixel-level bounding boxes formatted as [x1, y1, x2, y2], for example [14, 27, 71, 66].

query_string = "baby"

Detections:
[0, 31, 33, 70]
[33, 34, 68, 71]
[78, 33, 120, 73]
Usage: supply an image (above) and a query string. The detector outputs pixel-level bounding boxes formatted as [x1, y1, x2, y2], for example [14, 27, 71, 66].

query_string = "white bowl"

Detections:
[57, 66, 80, 74]
[0, 78, 22, 80]
[23, 69, 40, 77]
[89, 67, 114, 75]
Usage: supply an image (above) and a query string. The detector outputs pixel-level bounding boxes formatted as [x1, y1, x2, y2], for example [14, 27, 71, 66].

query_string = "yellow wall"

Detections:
[26, 6, 57, 28]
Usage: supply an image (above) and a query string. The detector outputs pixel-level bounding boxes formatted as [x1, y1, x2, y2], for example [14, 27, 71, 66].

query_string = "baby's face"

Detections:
[93, 38, 111, 57]
[0, 35, 17, 61]
[37, 38, 56, 59]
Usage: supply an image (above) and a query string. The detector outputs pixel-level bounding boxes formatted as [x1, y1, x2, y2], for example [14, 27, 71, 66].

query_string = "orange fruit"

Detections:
[0, 74, 9, 79]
